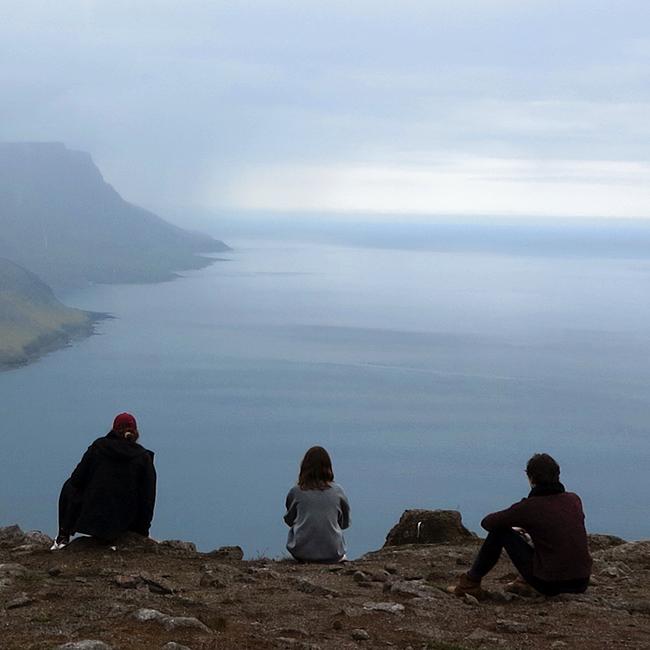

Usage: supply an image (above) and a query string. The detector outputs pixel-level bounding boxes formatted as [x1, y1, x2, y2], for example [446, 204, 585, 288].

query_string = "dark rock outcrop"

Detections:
[383, 509, 477, 546]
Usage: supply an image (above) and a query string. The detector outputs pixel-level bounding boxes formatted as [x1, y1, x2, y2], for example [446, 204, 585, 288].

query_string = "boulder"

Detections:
[383, 510, 477, 546]
[0, 525, 25, 546]
[133, 608, 210, 633]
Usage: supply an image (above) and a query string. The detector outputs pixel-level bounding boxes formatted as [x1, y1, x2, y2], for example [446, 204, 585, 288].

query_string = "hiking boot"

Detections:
[447, 572, 485, 599]
[505, 576, 537, 597]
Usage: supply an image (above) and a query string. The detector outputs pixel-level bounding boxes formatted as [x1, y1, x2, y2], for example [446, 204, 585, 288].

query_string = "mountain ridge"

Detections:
[0, 142, 229, 290]
[0, 142, 229, 369]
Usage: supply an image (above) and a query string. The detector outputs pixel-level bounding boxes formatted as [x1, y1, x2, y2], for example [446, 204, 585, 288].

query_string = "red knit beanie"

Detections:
[113, 412, 138, 433]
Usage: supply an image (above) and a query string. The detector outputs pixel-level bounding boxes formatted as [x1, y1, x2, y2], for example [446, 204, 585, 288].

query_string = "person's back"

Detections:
[481, 489, 591, 582]
[449, 453, 591, 598]
[285, 482, 349, 562]
[56, 413, 156, 545]
[284, 446, 350, 563]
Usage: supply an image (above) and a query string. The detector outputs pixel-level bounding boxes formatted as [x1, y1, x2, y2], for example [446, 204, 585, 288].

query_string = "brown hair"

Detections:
[298, 446, 334, 490]
[526, 453, 560, 485]
[113, 424, 139, 443]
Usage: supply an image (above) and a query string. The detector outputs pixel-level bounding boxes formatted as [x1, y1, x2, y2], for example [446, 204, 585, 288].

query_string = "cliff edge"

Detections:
[1, 511, 648, 650]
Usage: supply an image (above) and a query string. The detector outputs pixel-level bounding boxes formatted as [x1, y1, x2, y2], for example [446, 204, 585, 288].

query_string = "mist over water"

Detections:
[1, 237, 649, 557]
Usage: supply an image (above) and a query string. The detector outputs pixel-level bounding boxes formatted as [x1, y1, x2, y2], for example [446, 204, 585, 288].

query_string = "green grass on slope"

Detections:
[0, 293, 95, 367]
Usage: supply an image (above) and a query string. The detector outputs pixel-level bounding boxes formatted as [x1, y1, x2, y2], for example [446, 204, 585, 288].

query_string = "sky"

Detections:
[1, 0, 649, 220]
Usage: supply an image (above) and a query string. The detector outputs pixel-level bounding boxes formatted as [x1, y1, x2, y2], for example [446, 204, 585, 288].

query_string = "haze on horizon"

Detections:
[1, 1, 649, 222]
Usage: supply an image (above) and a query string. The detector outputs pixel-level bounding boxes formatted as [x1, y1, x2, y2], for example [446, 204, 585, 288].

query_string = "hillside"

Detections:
[1, 512, 649, 650]
[0, 142, 229, 289]
[0, 258, 98, 369]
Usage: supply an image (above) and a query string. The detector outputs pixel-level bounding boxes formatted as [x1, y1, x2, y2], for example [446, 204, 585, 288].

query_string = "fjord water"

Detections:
[1, 239, 649, 557]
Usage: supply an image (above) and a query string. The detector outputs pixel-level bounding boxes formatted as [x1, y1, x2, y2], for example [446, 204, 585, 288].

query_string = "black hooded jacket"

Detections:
[59, 431, 156, 540]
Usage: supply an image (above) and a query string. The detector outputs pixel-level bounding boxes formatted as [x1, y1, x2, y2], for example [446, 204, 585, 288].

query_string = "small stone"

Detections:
[132, 608, 209, 633]
[56, 642, 114, 650]
[113, 574, 141, 589]
[332, 620, 343, 630]
[388, 580, 430, 598]
[295, 578, 340, 597]
[6, 593, 34, 609]
[133, 608, 168, 623]
[326, 564, 344, 572]
[466, 628, 499, 642]
[550, 643, 568, 649]
[140, 572, 175, 594]
[495, 618, 529, 633]
[163, 616, 210, 632]
[603, 565, 621, 578]
[199, 571, 227, 589]
[160, 539, 197, 553]
[353, 570, 370, 583]
[350, 628, 370, 641]
[48, 567, 63, 577]
[403, 572, 424, 581]
[384, 563, 398, 574]
[362, 601, 405, 614]
[161, 644, 192, 650]
[206, 545, 244, 560]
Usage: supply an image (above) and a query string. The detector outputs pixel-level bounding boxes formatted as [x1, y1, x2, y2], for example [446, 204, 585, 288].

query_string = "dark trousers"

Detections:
[58, 479, 81, 536]
[468, 528, 589, 596]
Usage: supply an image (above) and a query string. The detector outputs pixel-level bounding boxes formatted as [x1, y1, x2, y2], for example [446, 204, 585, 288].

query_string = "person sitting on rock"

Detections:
[284, 446, 350, 563]
[448, 452, 591, 598]
[54, 412, 156, 547]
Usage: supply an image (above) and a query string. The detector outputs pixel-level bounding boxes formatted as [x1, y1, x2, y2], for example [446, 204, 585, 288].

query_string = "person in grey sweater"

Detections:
[284, 446, 351, 563]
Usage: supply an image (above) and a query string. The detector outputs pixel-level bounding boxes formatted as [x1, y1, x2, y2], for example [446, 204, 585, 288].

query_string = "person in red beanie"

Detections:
[54, 413, 156, 547]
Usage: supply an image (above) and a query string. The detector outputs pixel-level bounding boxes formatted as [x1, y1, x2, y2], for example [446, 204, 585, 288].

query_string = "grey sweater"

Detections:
[284, 482, 351, 562]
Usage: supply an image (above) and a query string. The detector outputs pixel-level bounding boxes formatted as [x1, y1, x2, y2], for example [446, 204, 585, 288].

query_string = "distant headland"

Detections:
[0, 142, 230, 370]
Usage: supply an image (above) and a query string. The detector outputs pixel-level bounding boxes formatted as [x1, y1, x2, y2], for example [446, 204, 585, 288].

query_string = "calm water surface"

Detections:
[1, 239, 649, 557]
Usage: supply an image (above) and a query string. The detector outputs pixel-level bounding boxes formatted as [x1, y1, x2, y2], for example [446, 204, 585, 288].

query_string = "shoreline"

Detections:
[0, 311, 109, 373]
[0, 254, 228, 374]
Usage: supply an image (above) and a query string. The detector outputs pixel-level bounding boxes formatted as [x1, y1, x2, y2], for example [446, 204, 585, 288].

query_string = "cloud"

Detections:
[1, 1, 649, 219]
[214, 157, 650, 218]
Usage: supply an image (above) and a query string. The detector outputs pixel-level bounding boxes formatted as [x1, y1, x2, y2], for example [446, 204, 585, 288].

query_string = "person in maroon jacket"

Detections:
[449, 453, 592, 598]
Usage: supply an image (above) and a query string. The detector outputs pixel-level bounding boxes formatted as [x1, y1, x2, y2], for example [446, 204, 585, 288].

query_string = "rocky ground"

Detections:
[1, 511, 649, 650]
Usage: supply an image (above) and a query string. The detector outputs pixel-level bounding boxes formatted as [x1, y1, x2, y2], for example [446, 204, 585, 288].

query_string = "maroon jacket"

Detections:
[482, 492, 592, 582]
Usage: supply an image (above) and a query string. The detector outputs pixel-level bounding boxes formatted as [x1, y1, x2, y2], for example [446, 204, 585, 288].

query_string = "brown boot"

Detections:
[504, 576, 537, 597]
[447, 572, 484, 599]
